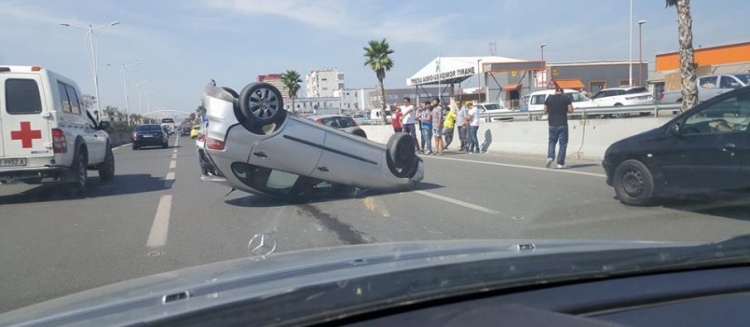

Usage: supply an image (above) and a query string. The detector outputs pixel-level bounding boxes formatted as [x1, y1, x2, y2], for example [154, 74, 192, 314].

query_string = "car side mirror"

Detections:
[99, 121, 110, 130]
[669, 124, 681, 136]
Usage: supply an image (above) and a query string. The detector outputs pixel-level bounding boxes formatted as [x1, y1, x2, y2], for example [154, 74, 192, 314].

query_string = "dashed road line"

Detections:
[414, 190, 500, 215]
[171, 153, 177, 159]
[169, 160, 177, 169]
[164, 172, 175, 188]
[112, 143, 131, 151]
[146, 195, 172, 247]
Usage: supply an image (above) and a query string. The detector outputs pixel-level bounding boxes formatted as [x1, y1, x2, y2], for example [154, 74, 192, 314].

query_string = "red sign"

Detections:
[10, 122, 42, 148]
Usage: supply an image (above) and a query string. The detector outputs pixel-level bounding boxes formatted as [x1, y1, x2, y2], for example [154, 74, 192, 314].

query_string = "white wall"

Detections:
[360, 117, 674, 160]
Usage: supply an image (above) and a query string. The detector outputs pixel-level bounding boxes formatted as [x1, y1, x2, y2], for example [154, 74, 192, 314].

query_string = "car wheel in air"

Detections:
[222, 87, 239, 98]
[613, 159, 655, 206]
[98, 147, 115, 181]
[386, 133, 419, 178]
[72, 151, 88, 195]
[239, 82, 285, 126]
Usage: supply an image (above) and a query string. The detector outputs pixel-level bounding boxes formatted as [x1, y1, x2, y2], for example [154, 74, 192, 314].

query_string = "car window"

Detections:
[564, 92, 587, 102]
[530, 94, 547, 105]
[682, 92, 750, 134]
[720, 76, 740, 89]
[734, 74, 750, 85]
[626, 87, 647, 94]
[321, 117, 357, 128]
[64, 84, 81, 115]
[699, 76, 718, 89]
[135, 125, 163, 132]
[57, 82, 72, 113]
[4, 78, 42, 115]
[483, 104, 501, 110]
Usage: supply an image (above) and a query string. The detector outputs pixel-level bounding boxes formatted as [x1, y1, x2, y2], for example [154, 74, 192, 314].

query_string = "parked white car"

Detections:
[527, 89, 599, 120]
[474, 103, 514, 122]
[0, 65, 114, 193]
[660, 73, 750, 104]
[591, 86, 653, 107]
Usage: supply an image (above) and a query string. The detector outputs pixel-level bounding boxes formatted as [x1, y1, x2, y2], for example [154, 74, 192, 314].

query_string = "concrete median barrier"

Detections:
[360, 117, 674, 161]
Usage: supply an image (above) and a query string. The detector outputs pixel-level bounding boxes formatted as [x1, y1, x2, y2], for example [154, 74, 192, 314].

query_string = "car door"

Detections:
[309, 130, 383, 186]
[658, 90, 750, 191]
[1, 75, 52, 161]
[59, 83, 104, 163]
[247, 117, 324, 177]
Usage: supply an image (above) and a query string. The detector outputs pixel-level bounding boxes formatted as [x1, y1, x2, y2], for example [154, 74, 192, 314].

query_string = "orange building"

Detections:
[649, 41, 750, 93]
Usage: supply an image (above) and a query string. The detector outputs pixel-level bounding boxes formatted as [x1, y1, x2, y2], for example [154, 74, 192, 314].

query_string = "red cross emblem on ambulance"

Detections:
[10, 122, 42, 148]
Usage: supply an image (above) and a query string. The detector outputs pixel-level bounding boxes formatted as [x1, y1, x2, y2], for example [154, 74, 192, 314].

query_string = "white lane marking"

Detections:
[424, 156, 605, 178]
[169, 160, 177, 169]
[172, 153, 177, 159]
[173, 149, 178, 153]
[147, 195, 172, 247]
[112, 143, 131, 151]
[414, 190, 500, 215]
[164, 171, 175, 188]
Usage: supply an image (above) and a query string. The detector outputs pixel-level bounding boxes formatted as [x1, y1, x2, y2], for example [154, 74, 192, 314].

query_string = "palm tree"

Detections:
[281, 70, 302, 113]
[666, 0, 698, 111]
[364, 39, 395, 124]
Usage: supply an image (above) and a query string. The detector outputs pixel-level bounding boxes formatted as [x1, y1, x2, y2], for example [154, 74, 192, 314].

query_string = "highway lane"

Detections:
[2, 136, 750, 313]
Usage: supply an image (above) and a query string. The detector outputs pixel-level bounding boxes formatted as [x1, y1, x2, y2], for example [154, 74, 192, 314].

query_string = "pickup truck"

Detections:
[659, 73, 750, 104]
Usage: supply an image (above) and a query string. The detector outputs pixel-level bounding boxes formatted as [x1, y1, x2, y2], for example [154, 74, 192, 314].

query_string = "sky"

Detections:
[1, 0, 747, 115]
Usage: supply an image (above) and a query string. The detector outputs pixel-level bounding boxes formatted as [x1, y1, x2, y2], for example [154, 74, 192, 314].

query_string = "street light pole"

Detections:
[60, 21, 120, 122]
[134, 80, 149, 116]
[628, 0, 633, 87]
[638, 20, 646, 87]
[540, 43, 547, 88]
[107, 62, 140, 125]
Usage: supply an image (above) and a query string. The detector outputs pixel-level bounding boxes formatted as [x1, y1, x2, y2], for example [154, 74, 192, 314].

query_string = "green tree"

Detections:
[103, 106, 118, 122]
[364, 39, 395, 124]
[666, 0, 698, 111]
[281, 70, 302, 113]
[81, 94, 97, 111]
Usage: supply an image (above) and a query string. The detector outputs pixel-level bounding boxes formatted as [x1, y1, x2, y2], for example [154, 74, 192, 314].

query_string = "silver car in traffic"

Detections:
[199, 81, 424, 199]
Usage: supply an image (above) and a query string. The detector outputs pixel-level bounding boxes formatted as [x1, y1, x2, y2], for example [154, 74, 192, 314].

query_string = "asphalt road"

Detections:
[2, 135, 750, 313]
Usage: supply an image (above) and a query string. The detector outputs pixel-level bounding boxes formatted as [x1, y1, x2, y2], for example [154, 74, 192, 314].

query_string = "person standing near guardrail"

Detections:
[442, 103, 457, 150]
[456, 102, 468, 152]
[420, 102, 434, 155]
[466, 101, 481, 154]
[391, 102, 403, 133]
[431, 98, 445, 155]
[399, 97, 418, 150]
[544, 88, 574, 169]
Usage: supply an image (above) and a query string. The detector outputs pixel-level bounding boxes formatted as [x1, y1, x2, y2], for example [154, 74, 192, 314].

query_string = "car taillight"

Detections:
[206, 137, 225, 150]
[52, 128, 67, 153]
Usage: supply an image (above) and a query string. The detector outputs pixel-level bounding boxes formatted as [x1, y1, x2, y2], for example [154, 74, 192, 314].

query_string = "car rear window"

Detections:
[135, 125, 163, 132]
[626, 87, 647, 94]
[5, 79, 42, 115]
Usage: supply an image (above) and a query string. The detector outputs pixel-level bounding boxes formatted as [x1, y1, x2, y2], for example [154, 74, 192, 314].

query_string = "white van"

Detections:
[527, 89, 599, 120]
[369, 108, 392, 123]
[0, 65, 114, 193]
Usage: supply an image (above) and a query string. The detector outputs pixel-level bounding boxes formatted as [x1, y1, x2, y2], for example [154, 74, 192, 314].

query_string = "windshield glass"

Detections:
[2, 1, 749, 319]
[734, 74, 750, 85]
[134, 125, 163, 132]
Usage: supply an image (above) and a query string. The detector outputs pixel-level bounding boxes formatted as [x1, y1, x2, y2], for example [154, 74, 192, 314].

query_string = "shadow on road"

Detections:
[480, 129, 493, 153]
[0, 174, 171, 205]
[658, 192, 750, 222]
[564, 163, 600, 169]
[225, 183, 443, 208]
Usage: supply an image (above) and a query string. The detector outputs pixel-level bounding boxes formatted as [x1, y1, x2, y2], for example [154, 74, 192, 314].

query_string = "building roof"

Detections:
[548, 60, 646, 67]
[647, 62, 750, 83]
[552, 78, 585, 89]
[407, 56, 524, 86]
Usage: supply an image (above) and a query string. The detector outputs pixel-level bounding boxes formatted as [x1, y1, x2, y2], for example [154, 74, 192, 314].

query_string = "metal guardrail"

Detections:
[480, 103, 683, 121]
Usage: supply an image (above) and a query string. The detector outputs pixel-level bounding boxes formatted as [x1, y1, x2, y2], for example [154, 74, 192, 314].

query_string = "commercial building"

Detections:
[257, 74, 290, 101]
[337, 88, 375, 111]
[368, 86, 442, 110]
[648, 41, 750, 95]
[407, 56, 648, 109]
[306, 68, 345, 97]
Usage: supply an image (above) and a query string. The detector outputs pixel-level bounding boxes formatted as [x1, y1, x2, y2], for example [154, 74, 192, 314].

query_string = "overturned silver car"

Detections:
[199, 81, 424, 199]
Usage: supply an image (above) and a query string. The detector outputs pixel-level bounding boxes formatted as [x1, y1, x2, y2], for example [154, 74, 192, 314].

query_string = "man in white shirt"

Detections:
[466, 102, 481, 154]
[400, 97, 418, 150]
[456, 102, 468, 152]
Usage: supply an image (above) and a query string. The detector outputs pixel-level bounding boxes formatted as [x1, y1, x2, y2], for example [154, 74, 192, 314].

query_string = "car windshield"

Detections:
[3, 1, 750, 321]
[134, 125, 163, 132]
[319, 116, 357, 128]
[734, 74, 750, 85]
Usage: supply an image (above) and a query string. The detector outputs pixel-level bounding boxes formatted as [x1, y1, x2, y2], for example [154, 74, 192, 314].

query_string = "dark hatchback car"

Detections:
[309, 114, 367, 138]
[603, 86, 750, 206]
[132, 124, 169, 150]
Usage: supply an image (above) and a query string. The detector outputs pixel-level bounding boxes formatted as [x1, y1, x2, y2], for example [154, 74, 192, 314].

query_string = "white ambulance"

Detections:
[0, 65, 114, 194]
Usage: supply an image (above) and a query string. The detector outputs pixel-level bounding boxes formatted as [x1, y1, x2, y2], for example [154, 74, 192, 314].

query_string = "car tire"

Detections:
[132, 145, 139, 150]
[238, 82, 285, 126]
[162, 141, 169, 149]
[222, 87, 239, 98]
[98, 147, 115, 181]
[386, 133, 419, 179]
[613, 159, 655, 206]
[71, 151, 88, 195]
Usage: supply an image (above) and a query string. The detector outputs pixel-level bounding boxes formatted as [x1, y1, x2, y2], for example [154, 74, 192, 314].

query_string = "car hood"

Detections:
[606, 126, 669, 155]
[0, 239, 703, 327]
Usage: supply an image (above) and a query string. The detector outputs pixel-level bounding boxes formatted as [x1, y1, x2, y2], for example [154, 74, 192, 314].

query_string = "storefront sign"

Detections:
[410, 66, 476, 85]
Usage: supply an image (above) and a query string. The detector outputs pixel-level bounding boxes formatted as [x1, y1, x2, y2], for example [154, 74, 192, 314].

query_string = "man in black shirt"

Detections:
[543, 88, 574, 169]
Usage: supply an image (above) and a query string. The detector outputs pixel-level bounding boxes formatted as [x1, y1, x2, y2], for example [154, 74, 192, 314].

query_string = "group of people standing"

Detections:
[391, 97, 482, 155]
